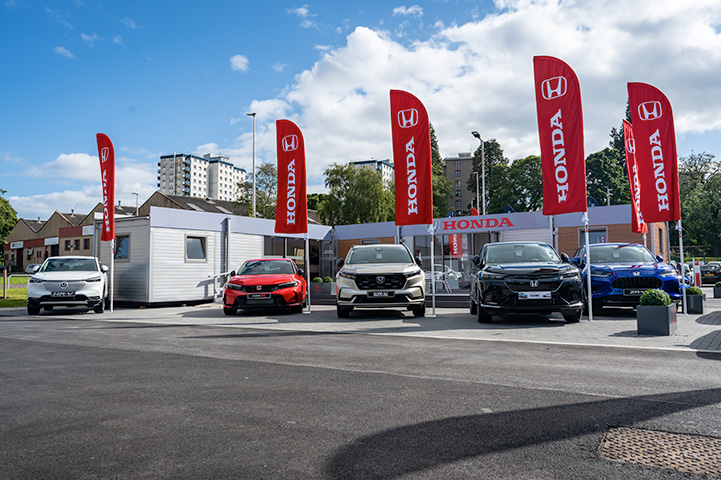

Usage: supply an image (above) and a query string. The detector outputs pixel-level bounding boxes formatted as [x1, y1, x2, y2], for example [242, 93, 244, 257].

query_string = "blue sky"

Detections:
[2, 0, 721, 220]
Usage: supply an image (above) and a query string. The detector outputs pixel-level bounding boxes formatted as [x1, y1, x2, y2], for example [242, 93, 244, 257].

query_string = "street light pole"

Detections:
[471, 131, 486, 215]
[247, 112, 256, 217]
[473, 172, 480, 214]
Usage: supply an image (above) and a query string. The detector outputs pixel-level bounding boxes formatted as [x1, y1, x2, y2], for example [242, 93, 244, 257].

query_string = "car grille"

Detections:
[504, 276, 561, 292]
[611, 277, 662, 289]
[355, 274, 406, 290]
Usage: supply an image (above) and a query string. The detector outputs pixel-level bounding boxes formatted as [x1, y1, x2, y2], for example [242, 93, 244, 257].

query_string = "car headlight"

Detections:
[404, 268, 422, 278]
[225, 283, 243, 290]
[481, 271, 504, 280]
[338, 271, 356, 280]
[277, 281, 299, 289]
[590, 270, 614, 277]
[28, 277, 44, 283]
[659, 269, 677, 277]
[561, 270, 580, 279]
[85, 276, 103, 282]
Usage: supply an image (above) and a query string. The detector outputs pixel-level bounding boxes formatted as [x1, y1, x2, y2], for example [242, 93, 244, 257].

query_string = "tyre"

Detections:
[223, 307, 237, 316]
[337, 305, 351, 318]
[27, 305, 40, 316]
[94, 299, 105, 314]
[411, 303, 425, 317]
[291, 304, 303, 314]
[470, 298, 477, 315]
[563, 310, 582, 323]
[477, 305, 493, 323]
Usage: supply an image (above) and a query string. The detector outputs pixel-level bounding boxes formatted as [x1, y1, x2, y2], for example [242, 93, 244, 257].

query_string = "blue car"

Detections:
[571, 243, 682, 309]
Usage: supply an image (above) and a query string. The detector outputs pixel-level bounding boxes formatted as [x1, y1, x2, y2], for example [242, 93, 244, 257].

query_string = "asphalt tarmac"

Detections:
[1, 301, 720, 479]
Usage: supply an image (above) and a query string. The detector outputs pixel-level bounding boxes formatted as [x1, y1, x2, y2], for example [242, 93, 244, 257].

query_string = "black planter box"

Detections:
[637, 304, 677, 336]
[686, 294, 704, 314]
[714, 287, 721, 298]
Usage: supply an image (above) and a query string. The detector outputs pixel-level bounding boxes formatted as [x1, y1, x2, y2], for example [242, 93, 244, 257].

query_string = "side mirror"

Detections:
[656, 255, 664, 262]
[471, 255, 482, 267]
[33, 265, 42, 273]
[297, 268, 305, 277]
[570, 256, 581, 266]
[336, 258, 344, 268]
[100, 265, 109, 273]
[560, 252, 570, 263]
[415, 256, 423, 267]
[230, 270, 236, 277]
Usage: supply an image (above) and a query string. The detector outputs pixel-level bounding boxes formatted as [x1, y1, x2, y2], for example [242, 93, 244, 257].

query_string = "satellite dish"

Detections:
[503, 205, 515, 213]
[587, 196, 599, 207]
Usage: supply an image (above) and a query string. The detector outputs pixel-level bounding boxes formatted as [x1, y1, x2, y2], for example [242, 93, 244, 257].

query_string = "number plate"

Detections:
[248, 293, 271, 300]
[623, 289, 646, 296]
[518, 291, 551, 300]
[370, 291, 394, 298]
[51, 291, 75, 297]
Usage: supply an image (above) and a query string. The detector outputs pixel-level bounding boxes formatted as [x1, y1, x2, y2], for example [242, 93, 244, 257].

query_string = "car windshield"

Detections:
[238, 260, 295, 275]
[41, 258, 98, 272]
[484, 244, 560, 264]
[589, 245, 656, 263]
[347, 246, 413, 265]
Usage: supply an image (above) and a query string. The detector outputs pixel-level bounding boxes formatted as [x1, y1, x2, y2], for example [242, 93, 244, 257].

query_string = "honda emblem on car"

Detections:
[376, 276, 385, 285]
[60, 282, 68, 289]
[256, 285, 263, 291]
[541, 76, 567, 100]
[633, 272, 641, 276]
[397, 109, 418, 128]
[529, 280, 539, 288]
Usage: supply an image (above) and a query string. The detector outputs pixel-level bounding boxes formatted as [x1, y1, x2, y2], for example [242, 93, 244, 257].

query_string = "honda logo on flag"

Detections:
[541, 76, 567, 100]
[638, 101, 662, 121]
[282, 135, 298, 152]
[397, 109, 418, 128]
[100, 147, 110, 163]
[626, 138, 635, 154]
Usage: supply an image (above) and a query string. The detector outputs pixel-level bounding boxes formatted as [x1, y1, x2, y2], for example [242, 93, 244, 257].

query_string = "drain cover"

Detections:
[599, 427, 721, 476]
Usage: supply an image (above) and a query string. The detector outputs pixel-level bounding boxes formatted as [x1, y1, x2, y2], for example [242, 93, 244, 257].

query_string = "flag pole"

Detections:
[304, 233, 311, 314]
[429, 223, 436, 317]
[583, 212, 593, 322]
[110, 238, 114, 312]
[677, 220, 687, 314]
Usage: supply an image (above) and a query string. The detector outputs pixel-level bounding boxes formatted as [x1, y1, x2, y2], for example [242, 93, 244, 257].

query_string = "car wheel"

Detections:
[27, 305, 40, 316]
[291, 304, 303, 314]
[94, 299, 105, 314]
[43, 306, 54, 311]
[223, 307, 237, 316]
[563, 310, 582, 323]
[337, 305, 351, 318]
[470, 298, 477, 315]
[477, 306, 493, 323]
[412, 303, 425, 317]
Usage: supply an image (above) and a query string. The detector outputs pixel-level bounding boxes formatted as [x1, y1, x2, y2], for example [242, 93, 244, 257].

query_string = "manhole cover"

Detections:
[599, 427, 721, 476]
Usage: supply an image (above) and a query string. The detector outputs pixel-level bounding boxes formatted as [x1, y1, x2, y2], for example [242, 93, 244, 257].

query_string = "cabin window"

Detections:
[186, 236, 207, 261]
[115, 235, 130, 261]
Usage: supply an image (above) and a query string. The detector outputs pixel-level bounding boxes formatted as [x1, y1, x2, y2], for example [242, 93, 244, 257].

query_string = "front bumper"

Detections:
[589, 275, 681, 305]
[224, 288, 304, 309]
[336, 277, 425, 309]
[27, 283, 104, 308]
[479, 277, 584, 316]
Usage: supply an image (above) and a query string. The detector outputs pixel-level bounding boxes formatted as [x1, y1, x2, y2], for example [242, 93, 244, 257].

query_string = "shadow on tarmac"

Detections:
[324, 387, 721, 480]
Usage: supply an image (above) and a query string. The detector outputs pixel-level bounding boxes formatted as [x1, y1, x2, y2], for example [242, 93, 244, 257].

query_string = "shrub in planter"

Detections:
[685, 285, 704, 314]
[637, 289, 677, 336]
[323, 276, 334, 283]
[311, 277, 323, 283]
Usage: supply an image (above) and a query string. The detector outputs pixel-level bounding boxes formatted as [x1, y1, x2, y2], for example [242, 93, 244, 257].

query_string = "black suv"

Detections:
[470, 241, 583, 323]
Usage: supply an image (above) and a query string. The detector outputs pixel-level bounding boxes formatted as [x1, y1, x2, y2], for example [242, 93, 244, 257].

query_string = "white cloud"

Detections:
[113, 35, 124, 46]
[230, 54, 249, 72]
[54, 46, 74, 59]
[392, 5, 424, 17]
[80, 32, 103, 45]
[121, 17, 140, 29]
[272, 62, 289, 72]
[287, 5, 313, 18]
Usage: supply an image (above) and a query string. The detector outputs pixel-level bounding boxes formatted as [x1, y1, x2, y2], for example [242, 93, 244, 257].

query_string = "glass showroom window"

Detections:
[186, 236, 207, 261]
[115, 235, 130, 260]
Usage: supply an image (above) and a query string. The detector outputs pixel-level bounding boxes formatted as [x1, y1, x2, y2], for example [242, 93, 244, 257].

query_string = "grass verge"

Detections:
[0, 288, 27, 308]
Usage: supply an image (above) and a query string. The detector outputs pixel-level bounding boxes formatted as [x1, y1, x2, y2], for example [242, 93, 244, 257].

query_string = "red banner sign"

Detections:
[449, 234, 463, 258]
[627, 82, 681, 223]
[623, 120, 647, 234]
[96, 133, 115, 242]
[533, 56, 587, 215]
[275, 119, 308, 234]
[390, 90, 433, 226]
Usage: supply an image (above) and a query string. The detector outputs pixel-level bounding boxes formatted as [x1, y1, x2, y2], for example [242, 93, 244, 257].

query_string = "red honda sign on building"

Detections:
[533, 56, 588, 215]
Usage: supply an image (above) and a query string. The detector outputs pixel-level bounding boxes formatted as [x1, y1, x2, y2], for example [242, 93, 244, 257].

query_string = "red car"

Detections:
[223, 258, 307, 315]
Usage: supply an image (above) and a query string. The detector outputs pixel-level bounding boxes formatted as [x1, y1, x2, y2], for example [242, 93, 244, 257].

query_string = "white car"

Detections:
[27, 256, 108, 315]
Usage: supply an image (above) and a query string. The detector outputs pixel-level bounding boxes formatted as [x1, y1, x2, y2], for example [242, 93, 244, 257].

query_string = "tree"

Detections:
[319, 163, 394, 226]
[585, 148, 631, 206]
[504, 155, 543, 212]
[235, 163, 277, 219]
[0, 189, 17, 246]
[468, 138, 509, 214]
[307, 193, 328, 212]
[430, 124, 452, 218]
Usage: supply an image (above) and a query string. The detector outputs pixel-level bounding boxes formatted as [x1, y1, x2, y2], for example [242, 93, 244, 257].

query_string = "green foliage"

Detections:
[319, 163, 394, 226]
[323, 276, 333, 283]
[504, 155, 543, 212]
[0, 287, 27, 308]
[0, 189, 18, 244]
[716, 281, 721, 287]
[585, 148, 630, 205]
[430, 124, 452, 217]
[307, 193, 328, 211]
[686, 286, 703, 296]
[468, 138, 509, 214]
[311, 277, 323, 283]
[639, 289, 672, 306]
[235, 163, 278, 219]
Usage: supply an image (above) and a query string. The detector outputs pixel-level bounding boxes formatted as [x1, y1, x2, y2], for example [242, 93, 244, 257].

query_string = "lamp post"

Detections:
[471, 131, 486, 216]
[247, 112, 256, 217]
[473, 172, 480, 215]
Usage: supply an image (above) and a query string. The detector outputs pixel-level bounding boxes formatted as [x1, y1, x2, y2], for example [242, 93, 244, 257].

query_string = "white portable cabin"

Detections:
[97, 206, 332, 305]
